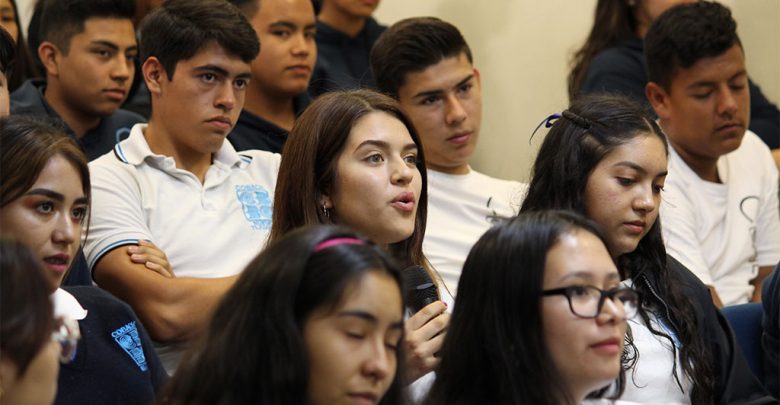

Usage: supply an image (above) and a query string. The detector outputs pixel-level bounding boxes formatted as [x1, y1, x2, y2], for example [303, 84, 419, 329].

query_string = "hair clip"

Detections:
[314, 237, 365, 252]
[561, 110, 591, 130]
[529, 113, 561, 145]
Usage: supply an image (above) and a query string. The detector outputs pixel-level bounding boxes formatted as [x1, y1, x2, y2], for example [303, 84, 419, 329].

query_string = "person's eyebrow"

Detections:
[558, 271, 595, 283]
[450, 74, 474, 91]
[25, 188, 65, 202]
[613, 161, 668, 178]
[337, 310, 404, 330]
[412, 74, 474, 101]
[193, 64, 229, 77]
[269, 21, 297, 30]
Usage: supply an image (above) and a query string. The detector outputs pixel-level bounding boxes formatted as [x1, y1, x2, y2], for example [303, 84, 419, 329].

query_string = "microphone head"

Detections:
[402, 265, 440, 313]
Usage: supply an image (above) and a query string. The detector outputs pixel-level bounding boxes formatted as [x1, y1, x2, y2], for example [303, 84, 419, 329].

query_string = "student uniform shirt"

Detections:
[84, 124, 280, 371]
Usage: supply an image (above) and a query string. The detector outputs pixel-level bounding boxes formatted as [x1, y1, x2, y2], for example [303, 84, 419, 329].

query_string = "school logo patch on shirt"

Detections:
[235, 184, 273, 230]
[111, 321, 148, 371]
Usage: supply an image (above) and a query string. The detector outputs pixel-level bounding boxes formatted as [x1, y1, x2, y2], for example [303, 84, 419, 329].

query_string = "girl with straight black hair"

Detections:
[425, 210, 638, 404]
[160, 225, 407, 405]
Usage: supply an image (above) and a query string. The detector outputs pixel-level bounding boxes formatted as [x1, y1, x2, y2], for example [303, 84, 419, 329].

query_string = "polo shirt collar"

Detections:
[115, 123, 247, 169]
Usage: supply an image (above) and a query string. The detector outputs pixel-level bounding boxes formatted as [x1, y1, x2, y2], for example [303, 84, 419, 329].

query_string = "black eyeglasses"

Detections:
[542, 285, 639, 319]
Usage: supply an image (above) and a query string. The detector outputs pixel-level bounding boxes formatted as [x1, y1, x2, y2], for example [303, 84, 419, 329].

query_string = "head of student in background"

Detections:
[0, 115, 91, 293]
[230, 0, 316, 100]
[567, 0, 696, 97]
[645, 1, 748, 171]
[0, 238, 62, 405]
[371, 17, 480, 175]
[37, 0, 137, 117]
[161, 225, 406, 405]
[0, 26, 13, 116]
[271, 89, 427, 269]
[138, 0, 259, 154]
[426, 211, 635, 405]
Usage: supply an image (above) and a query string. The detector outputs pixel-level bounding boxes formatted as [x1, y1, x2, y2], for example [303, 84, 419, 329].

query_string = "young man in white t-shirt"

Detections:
[84, 0, 279, 372]
[371, 17, 525, 294]
[645, 2, 780, 307]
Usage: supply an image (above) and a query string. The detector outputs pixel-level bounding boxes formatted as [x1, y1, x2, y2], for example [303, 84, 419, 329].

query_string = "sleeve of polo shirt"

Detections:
[83, 159, 154, 271]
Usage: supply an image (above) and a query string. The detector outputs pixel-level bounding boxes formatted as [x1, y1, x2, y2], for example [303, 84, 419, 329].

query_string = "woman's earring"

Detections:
[322, 203, 330, 220]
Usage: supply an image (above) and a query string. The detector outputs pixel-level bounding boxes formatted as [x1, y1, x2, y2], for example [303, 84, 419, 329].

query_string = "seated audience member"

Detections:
[521, 94, 773, 403]
[426, 210, 636, 404]
[10, 0, 143, 161]
[160, 225, 405, 405]
[765, 264, 780, 398]
[271, 89, 449, 389]
[308, 0, 384, 97]
[0, 239, 63, 405]
[227, 0, 315, 153]
[1, 27, 12, 116]
[569, 0, 780, 168]
[0, 115, 166, 404]
[644, 2, 780, 307]
[83, 0, 277, 373]
[0, 0, 41, 92]
[370, 17, 525, 292]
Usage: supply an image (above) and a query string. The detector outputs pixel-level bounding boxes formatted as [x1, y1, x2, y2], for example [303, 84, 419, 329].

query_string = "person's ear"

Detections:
[143, 57, 166, 96]
[38, 41, 60, 77]
[646, 81, 671, 120]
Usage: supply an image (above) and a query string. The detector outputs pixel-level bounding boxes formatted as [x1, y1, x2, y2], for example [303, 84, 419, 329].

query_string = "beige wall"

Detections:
[16, 0, 778, 183]
[375, 0, 780, 182]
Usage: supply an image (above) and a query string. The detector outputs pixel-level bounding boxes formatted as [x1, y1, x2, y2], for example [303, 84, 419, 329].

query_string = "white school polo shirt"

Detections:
[85, 124, 280, 278]
[84, 124, 280, 372]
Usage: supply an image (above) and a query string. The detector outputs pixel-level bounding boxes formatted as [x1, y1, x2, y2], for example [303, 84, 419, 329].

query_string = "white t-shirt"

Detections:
[660, 130, 780, 305]
[423, 168, 526, 294]
[618, 280, 692, 404]
[84, 124, 280, 371]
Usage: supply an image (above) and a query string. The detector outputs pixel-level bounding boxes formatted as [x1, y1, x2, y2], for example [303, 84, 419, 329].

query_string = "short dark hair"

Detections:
[645, 1, 741, 91]
[0, 238, 56, 377]
[426, 210, 613, 404]
[139, 0, 260, 79]
[227, 0, 260, 19]
[38, 0, 136, 54]
[370, 17, 472, 98]
[160, 225, 406, 405]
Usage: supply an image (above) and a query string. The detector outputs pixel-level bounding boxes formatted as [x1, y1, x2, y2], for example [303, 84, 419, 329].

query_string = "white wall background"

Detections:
[17, 0, 779, 182]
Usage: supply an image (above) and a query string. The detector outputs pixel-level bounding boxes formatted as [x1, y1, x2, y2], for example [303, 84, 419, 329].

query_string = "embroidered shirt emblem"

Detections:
[235, 184, 273, 230]
[111, 321, 148, 371]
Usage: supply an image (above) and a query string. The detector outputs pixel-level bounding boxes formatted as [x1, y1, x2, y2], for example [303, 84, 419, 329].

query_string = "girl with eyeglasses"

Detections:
[425, 210, 638, 404]
[0, 115, 166, 404]
[520, 94, 772, 404]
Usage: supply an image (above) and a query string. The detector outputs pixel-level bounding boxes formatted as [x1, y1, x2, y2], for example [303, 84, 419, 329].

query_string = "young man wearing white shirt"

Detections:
[645, 2, 780, 307]
[83, 0, 279, 372]
[371, 17, 525, 294]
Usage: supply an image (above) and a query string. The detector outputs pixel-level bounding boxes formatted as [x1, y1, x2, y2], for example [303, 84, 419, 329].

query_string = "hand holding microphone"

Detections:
[402, 266, 450, 384]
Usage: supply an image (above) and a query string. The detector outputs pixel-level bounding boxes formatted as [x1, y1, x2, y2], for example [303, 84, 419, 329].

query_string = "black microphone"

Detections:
[402, 265, 439, 313]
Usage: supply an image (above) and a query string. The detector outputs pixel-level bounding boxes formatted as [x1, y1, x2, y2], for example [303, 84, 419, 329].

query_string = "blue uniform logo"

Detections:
[111, 321, 148, 371]
[235, 184, 273, 230]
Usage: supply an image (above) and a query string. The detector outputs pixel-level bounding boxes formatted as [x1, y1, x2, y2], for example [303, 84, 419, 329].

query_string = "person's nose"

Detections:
[444, 94, 467, 126]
